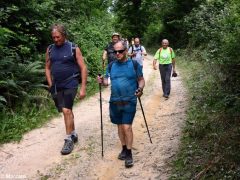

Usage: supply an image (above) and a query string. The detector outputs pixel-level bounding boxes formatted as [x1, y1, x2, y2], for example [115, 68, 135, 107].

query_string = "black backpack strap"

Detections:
[70, 42, 82, 82]
[139, 45, 143, 57]
[106, 42, 112, 54]
[131, 60, 140, 89]
[48, 44, 54, 61]
[128, 45, 134, 59]
[108, 59, 138, 79]
[108, 60, 116, 74]
[70, 42, 77, 61]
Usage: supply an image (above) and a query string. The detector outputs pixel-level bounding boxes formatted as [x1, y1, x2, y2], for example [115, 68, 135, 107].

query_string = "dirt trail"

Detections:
[0, 55, 187, 180]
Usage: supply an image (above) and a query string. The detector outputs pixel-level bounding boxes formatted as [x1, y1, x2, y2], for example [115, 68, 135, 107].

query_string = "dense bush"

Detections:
[0, 0, 113, 142]
[171, 0, 240, 178]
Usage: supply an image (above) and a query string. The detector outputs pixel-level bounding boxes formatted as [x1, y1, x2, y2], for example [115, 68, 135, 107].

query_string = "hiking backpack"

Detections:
[158, 47, 173, 59]
[129, 45, 142, 59]
[108, 59, 139, 80]
[108, 59, 141, 90]
[48, 42, 82, 83]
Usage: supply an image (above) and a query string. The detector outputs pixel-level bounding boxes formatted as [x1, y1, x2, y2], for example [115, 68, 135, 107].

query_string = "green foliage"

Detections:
[112, 0, 152, 39]
[112, 0, 200, 47]
[170, 0, 240, 178]
[0, 0, 113, 143]
[184, 0, 240, 115]
[68, 16, 113, 76]
[171, 51, 240, 179]
[0, 97, 59, 143]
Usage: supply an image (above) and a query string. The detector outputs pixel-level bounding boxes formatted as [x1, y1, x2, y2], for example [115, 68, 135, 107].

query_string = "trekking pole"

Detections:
[137, 97, 153, 143]
[98, 74, 104, 157]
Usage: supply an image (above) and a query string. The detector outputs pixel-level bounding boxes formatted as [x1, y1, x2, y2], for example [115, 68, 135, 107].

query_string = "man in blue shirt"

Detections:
[98, 41, 145, 168]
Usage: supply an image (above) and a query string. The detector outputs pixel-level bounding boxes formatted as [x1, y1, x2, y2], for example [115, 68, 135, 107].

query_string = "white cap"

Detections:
[112, 32, 120, 38]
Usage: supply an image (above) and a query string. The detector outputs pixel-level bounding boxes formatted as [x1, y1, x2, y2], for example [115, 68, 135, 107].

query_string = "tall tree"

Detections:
[113, 0, 149, 39]
[113, 0, 200, 47]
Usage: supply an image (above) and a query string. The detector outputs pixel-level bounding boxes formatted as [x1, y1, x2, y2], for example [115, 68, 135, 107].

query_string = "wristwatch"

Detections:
[138, 87, 143, 92]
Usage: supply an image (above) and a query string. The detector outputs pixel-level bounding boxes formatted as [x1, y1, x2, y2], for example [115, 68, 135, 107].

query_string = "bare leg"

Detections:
[118, 125, 126, 146]
[71, 111, 75, 131]
[122, 124, 133, 149]
[62, 108, 74, 135]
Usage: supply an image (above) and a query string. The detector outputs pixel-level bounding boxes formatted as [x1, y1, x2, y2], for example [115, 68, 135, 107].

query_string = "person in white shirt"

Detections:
[128, 37, 147, 66]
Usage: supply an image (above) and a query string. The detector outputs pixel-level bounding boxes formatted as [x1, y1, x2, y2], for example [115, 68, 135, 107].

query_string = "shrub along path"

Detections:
[0, 55, 188, 179]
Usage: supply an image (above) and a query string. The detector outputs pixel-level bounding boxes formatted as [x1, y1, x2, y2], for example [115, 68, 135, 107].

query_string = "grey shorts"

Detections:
[51, 88, 77, 112]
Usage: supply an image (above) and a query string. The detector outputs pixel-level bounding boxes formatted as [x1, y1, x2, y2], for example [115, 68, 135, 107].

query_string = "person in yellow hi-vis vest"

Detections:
[153, 39, 176, 99]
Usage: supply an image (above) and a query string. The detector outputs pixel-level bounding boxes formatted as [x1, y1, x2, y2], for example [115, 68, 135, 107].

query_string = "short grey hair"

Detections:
[114, 41, 127, 50]
[162, 39, 169, 44]
[51, 24, 67, 37]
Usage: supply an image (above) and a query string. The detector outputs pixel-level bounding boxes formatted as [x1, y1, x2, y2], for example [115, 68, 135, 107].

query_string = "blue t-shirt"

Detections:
[50, 41, 79, 89]
[105, 59, 143, 103]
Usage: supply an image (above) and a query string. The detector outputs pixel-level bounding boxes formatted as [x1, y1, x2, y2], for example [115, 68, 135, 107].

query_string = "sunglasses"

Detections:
[113, 49, 125, 54]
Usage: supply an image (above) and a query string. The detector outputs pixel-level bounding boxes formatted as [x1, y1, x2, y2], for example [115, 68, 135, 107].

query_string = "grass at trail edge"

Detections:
[170, 53, 240, 179]
[0, 81, 99, 144]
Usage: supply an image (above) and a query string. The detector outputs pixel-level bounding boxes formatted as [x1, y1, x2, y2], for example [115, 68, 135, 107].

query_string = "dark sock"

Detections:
[126, 149, 132, 157]
[122, 145, 127, 151]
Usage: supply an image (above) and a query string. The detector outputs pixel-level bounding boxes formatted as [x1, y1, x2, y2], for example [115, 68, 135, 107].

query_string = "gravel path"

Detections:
[0, 55, 187, 180]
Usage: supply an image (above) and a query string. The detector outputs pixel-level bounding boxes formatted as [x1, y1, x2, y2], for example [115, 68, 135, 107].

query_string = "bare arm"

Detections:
[102, 50, 107, 61]
[138, 76, 145, 90]
[103, 77, 109, 86]
[45, 48, 52, 89]
[102, 50, 107, 68]
[153, 59, 157, 70]
[142, 47, 147, 56]
[135, 76, 145, 97]
[97, 76, 109, 86]
[142, 50, 147, 56]
[76, 47, 87, 99]
[172, 58, 176, 72]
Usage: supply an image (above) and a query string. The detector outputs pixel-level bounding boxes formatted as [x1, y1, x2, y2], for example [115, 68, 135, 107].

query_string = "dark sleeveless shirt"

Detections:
[50, 41, 79, 89]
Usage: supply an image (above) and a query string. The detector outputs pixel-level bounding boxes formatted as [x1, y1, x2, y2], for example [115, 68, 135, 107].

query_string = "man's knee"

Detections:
[62, 108, 72, 116]
[123, 125, 132, 133]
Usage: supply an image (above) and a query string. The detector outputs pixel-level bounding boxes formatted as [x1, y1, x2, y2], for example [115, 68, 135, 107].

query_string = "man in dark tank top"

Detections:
[45, 24, 87, 155]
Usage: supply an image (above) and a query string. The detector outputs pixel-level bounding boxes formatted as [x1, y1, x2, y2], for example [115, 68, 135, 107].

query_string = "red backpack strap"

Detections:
[159, 48, 162, 58]
[169, 47, 173, 58]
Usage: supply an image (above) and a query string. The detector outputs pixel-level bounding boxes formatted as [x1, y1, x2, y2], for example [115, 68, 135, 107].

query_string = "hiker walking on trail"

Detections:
[45, 24, 88, 155]
[97, 41, 145, 168]
[128, 37, 147, 67]
[153, 39, 176, 99]
[102, 32, 121, 68]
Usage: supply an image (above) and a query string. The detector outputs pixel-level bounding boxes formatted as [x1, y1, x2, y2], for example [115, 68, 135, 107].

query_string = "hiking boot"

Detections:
[118, 149, 127, 160]
[71, 134, 78, 143]
[125, 155, 134, 168]
[163, 94, 169, 99]
[61, 139, 74, 155]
